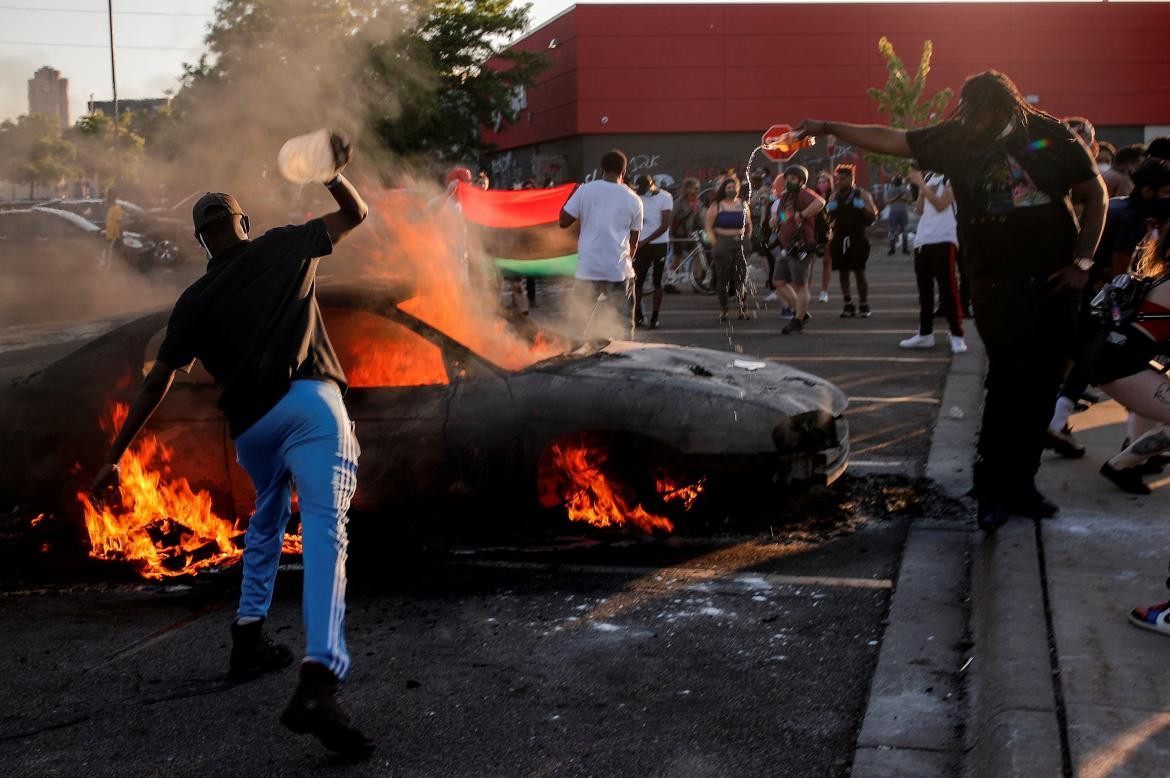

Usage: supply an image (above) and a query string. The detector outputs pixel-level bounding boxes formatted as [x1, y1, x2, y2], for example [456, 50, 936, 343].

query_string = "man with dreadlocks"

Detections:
[798, 70, 1107, 531]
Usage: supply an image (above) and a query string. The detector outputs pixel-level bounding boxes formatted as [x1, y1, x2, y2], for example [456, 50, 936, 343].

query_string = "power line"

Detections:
[0, 40, 200, 51]
[0, 5, 211, 16]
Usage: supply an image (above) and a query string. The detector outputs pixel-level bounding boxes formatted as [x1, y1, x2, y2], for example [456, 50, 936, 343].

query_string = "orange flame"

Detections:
[30, 513, 44, 527]
[76, 403, 301, 579]
[539, 442, 705, 534]
[656, 475, 707, 511]
[349, 188, 566, 373]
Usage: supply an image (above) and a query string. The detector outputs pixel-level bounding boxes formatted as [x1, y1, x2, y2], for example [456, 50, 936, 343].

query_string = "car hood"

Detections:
[532, 340, 848, 417]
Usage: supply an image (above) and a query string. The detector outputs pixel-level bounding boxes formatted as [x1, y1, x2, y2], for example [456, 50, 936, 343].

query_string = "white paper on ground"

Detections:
[733, 359, 767, 371]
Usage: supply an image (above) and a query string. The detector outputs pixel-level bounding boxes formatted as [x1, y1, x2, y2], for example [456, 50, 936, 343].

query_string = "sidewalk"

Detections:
[852, 320, 1170, 777]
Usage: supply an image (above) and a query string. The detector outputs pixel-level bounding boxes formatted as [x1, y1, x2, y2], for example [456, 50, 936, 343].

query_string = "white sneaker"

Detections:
[899, 333, 935, 349]
[763, 291, 779, 302]
[817, 290, 829, 303]
[950, 335, 968, 354]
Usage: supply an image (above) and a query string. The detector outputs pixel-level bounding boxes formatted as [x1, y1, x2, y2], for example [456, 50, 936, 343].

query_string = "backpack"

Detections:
[1090, 272, 1170, 331]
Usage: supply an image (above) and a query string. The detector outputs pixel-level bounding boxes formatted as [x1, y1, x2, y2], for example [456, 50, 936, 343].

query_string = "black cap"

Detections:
[634, 173, 654, 188]
[192, 192, 246, 233]
[784, 165, 809, 186]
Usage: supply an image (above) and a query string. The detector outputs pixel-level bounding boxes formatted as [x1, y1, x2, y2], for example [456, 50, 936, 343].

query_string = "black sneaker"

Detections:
[1045, 424, 1086, 459]
[858, 303, 871, 318]
[1100, 462, 1151, 495]
[648, 312, 659, 329]
[633, 317, 644, 329]
[802, 312, 811, 322]
[663, 284, 680, 294]
[781, 317, 804, 335]
[977, 496, 1010, 532]
[281, 662, 375, 759]
[887, 247, 895, 256]
[229, 619, 293, 680]
[840, 302, 856, 318]
[1005, 485, 1060, 518]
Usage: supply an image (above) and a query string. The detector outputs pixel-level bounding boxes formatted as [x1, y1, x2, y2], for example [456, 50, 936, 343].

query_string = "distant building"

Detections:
[28, 66, 69, 126]
[87, 97, 171, 118]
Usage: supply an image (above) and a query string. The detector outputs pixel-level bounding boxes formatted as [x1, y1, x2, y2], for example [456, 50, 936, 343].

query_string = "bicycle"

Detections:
[662, 233, 716, 295]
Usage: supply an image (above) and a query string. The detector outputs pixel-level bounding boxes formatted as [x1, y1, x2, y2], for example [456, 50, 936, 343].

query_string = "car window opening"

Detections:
[324, 307, 449, 388]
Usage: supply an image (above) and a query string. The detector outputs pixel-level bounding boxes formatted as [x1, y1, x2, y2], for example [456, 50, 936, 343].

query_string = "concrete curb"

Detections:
[850, 330, 985, 778]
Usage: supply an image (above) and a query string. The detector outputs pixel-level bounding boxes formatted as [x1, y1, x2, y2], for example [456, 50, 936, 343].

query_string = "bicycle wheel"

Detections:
[690, 250, 716, 294]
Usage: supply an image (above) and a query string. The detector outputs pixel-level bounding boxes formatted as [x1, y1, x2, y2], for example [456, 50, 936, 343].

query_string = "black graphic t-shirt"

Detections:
[908, 114, 1098, 278]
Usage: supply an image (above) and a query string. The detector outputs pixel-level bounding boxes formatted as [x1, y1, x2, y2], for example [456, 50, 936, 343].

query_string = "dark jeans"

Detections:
[888, 210, 909, 251]
[1058, 280, 1106, 402]
[713, 235, 746, 309]
[914, 243, 963, 337]
[972, 276, 1080, 497]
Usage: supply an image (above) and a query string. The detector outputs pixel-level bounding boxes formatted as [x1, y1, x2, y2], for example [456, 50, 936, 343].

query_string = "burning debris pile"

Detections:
[75, 403, 300, 579]
[538, 439, 706, 534]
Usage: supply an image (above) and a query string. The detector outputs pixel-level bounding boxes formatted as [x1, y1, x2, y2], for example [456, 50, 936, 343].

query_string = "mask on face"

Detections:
[1098, 163, 1112, 174]
[892, 176, 903, 186]
[636, 183, 649, 195]
[785, 181, 801, 194]
[816, 182, 830, 194]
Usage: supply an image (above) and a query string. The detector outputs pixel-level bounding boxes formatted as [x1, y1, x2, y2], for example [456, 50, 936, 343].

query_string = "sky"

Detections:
[0, 0, 1143, 124]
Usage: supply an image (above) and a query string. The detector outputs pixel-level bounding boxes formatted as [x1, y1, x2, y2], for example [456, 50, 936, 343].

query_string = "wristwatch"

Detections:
[1073, 257, 1094, 272]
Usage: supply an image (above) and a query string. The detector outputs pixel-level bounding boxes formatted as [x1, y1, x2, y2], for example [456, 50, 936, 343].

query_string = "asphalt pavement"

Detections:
[0, 247, 966, 776]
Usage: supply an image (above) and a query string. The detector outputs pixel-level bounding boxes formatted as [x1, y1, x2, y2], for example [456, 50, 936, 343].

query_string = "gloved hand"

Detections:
[852, 197, 866, 209]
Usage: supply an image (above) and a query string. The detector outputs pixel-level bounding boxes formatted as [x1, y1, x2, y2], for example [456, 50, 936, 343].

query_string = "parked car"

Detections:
[0, 206, 181, 268]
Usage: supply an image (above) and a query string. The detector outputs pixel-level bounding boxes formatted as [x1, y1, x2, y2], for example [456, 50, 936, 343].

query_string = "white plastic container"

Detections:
[277, 129, 337, 184]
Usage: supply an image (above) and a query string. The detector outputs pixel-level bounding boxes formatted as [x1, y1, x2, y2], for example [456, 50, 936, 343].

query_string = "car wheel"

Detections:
[152, 240, 179, 265]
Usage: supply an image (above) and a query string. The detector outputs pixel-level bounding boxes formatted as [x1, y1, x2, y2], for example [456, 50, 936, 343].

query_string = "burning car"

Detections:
[1, 279, 847, 575]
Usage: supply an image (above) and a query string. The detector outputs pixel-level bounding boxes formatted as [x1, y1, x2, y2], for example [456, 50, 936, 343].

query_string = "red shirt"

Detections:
[773, 188, 824, 249]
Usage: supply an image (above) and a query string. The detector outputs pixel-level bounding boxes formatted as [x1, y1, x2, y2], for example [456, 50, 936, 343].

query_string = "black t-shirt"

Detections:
[907, 114, 1098, 278]
[157, 218, 346, 437]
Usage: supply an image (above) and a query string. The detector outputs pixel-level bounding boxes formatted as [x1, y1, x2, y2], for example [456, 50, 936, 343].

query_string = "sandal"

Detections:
[1130, 600, 1170, 636]
[719, 310, 730, 322]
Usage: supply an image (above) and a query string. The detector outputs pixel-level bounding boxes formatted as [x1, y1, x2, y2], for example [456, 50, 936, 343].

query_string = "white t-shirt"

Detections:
[914, 174, 958, 249]
[639, 189, 674, 245]
[563, 180, 643, 281]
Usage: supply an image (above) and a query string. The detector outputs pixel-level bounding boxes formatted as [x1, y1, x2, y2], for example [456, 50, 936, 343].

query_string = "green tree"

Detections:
[369, 0, 548, 160]
[70, 110, 146, 189]
[1, 114, 76, 198]
[865, 37, 952, 174]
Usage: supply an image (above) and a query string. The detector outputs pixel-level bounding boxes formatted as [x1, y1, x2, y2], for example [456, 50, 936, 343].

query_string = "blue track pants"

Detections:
[234, 379, 359, 680]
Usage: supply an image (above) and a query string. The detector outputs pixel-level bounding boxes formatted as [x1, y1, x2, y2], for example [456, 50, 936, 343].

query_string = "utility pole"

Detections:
[107, 0, 118, 185]
[107, 0, 118, 127]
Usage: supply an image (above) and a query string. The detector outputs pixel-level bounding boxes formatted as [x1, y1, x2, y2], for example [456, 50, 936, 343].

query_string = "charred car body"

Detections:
[0, 280, 848, 520]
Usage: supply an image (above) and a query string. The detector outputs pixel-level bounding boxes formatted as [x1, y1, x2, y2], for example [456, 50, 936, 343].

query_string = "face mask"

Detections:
[197, 233, 212, 261]
[636, 183, 649, 195]
[816, 182, 829, 194]
[892, 177, 903, 186]
[1098, 163, 1112, 174]
[785, 181, 801, 194]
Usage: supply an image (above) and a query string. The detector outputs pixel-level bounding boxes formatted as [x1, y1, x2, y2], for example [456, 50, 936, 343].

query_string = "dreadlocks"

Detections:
[949, 70, 1048, 144]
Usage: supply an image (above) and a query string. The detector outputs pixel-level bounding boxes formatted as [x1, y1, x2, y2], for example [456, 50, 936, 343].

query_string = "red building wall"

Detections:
[484, 2, 1170, 151]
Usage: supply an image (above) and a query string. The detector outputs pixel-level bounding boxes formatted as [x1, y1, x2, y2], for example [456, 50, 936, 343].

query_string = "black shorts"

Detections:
[634, 242, 669, 288]
[1084, 330, 1158, 385]
[831, 235, 869, 272]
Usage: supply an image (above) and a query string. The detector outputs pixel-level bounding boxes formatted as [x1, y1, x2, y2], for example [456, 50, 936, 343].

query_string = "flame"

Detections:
[538, 441, 706, 534]
[328, 307, 449, 387]
[76, 403, 301, 579]
[349, 187, 566, 373]
[30, 513, 44, 527]
[656, 475, 707, 511]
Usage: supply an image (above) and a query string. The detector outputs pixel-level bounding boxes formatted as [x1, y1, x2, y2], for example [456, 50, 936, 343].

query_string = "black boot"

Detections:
[1100, 462, 1151, 495]
[1005, 484, 1060, 518]
[976, 496, 1010, 532]
[229, 619, 293, 680]
[281, 662, 375, 759]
